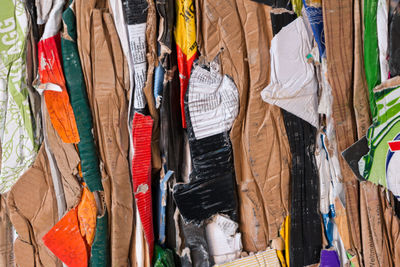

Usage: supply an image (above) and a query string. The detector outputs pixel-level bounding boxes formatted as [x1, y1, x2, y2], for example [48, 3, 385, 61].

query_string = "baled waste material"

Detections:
[2, 0, 400, 266]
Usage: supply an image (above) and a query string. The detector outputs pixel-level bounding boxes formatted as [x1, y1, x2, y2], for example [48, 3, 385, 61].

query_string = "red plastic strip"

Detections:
[131, 113, 154, 259]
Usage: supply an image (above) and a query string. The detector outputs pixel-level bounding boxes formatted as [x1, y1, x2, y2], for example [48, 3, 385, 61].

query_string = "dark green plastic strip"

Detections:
[90, 210, 110, 267]
[61, 0, 103, 192]
[364, 0, 380, 118]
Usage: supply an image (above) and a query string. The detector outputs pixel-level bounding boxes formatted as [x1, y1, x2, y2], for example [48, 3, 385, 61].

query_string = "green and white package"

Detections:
[0, 0, 37, 193]
[360, 77, 400, 198]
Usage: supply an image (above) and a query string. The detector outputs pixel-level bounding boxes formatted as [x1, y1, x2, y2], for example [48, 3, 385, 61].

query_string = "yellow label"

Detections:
[174, 0, 197, 59]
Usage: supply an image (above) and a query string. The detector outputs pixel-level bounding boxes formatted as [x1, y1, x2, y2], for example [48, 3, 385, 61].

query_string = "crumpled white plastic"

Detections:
[377, 0, 389, 82]
[187, 60, 239, 140]
[261, 17, 318, 128]
[205, 215, 242, 265]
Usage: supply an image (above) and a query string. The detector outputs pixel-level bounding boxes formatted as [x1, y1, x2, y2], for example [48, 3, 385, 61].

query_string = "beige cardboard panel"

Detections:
[143, 0, 162, 172]
[75, 1, 135, 265]
[8, 146, 61, 267]
[75, 0, 107, 111]
[383, 206, 400, 265]
[334, 196, 351, 251]
[237, 0, 291, 241]
[323, 0, 362, 258]
[353, 0, 372, 139]
[344, 181, 362, 257]
[359, 181, 380, 267]
[238, 179, 269, 251]
[13, 239, 35, 267]
[91, 9, 134, 266]
[0, 193, 13, 267]
[322, 0, 357, 183]
[360, 181, 393, 267]
[44, 109, 81, 210]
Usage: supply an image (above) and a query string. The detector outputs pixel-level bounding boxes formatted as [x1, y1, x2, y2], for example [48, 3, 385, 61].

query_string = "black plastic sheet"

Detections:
[283, 110, 322, 267]
[173, 63, 238, 225]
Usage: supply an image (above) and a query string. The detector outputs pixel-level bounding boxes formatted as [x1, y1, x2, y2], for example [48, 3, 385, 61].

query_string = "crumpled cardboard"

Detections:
[6, 103, 82, 266]
[43, 105, 81, 211]
[0, 193, 14, 267]
[359, 181, 400, 266]
[333, 197, 351, 253]
[196, 0, 291, 252]
[144, 0, 162, 173]
[7, 146, 62, 267]
[322, 0, 357, 183]
[353, 0, 372, 139]
[323, 0, 362, 260]
[74, 0, 134, 265]
[236, 0, 291, 250]
[91, 9, 132, 266]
